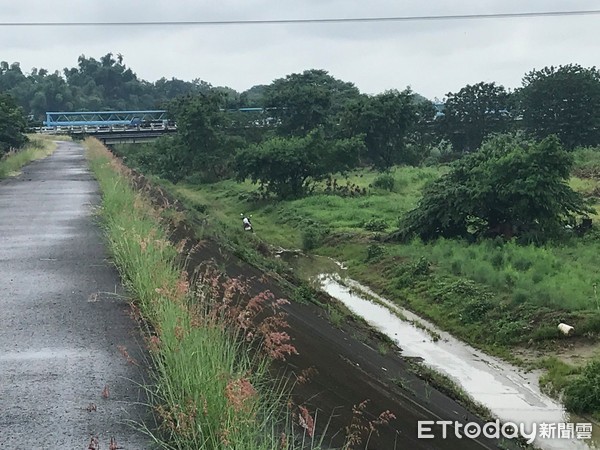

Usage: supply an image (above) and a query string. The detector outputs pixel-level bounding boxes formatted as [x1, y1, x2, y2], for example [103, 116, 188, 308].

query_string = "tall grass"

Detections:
[86, 139, 304, 449]
[165, 166, 445, 250]
[385, 238, 600, 311]
[0, 135, 58, 179]
[85, 140, 398, 449]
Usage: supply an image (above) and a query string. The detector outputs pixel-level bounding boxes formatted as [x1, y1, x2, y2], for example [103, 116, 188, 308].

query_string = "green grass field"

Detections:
[171, 166, 444, 249]
[160, 161, 600, 350]
[117, 144, 600, 416]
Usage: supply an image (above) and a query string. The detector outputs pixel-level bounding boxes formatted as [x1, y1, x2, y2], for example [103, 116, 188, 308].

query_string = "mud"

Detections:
[0, 142, 150, 448]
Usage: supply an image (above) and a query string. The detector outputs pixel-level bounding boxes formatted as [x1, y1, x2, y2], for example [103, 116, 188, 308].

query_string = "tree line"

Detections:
[0, 53, 245, 120]
[2, 54, 600, 242]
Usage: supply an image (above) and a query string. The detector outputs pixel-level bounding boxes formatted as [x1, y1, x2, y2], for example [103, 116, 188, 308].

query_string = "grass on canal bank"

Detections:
[0, 134, 65, 179]
[85, 138, 331, 449]
[119, 155, 600, 419]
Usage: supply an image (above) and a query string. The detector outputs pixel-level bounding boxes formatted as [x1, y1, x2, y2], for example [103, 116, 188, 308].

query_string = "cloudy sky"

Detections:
[1, 0, 599, 100]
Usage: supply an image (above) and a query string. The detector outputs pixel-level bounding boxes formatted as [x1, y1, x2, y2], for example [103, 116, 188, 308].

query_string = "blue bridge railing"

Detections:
[44, 110, 168, 127]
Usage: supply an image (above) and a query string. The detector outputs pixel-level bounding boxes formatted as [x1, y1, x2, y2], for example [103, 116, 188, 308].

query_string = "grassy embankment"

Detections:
[85, 138, 330, 449]
[116, 145, 600, 418]
[0, 133, 67, 179]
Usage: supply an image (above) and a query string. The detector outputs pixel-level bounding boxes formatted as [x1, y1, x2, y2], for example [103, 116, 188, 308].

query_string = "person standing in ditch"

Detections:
[242, 214, 253, 232]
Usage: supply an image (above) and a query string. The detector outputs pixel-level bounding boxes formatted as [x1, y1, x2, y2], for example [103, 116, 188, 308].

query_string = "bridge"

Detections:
[44, 110, 169, 127]
[42, 110, 177, 144]
[40, 108, 270, 144]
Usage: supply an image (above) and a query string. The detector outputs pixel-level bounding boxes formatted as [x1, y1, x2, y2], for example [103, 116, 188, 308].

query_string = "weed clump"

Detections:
[393, 257, 431, 288]
[366, 244, 385, 261]
[302, 225, 326, 251]
[371, 173, 395, 191]
[362, 218, 388, 232]
[564, 360, 600, 414]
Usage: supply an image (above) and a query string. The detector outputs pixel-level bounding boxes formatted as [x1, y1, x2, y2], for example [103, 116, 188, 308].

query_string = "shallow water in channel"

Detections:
[278, 251, 600, 450]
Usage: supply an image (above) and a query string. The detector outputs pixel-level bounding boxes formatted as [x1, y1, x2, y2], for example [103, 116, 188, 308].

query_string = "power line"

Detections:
[1, 9, 600, 27]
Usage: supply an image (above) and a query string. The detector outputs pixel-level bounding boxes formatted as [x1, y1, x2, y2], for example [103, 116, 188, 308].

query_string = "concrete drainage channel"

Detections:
[316, 274, 600, 450]
[278, 250, 599, 450]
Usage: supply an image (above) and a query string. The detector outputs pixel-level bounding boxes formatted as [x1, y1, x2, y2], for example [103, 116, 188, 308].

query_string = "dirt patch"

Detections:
[573, 167, 600, 179]
[516, 338, 600, 367]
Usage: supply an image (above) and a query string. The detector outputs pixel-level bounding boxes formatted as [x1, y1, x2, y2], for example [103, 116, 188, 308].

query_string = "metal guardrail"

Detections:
[35, 123, 178, 144]
[44, 110, 168, 128]
[39, 123, 177, 134]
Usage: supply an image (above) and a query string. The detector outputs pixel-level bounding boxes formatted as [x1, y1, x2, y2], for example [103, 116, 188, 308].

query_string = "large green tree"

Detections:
[338, 89, 419, 168]
[407, 95, 438, 156]
[263, 69, 360, 136]
[167, 92, 244, 181]
[397, 133, 592, 242]
[234, 129, 364, 199]
[438, 82, 512, 153]
[517, 64, 600, 149]
[0, 93, 28, 154]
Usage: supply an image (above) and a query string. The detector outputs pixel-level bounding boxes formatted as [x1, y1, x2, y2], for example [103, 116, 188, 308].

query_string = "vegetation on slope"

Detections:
[0, 134, 60, 179]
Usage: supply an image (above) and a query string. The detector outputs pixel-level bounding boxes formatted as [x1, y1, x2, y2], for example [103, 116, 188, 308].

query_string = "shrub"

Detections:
[494, 320, 527, 344]
[530, 324, 560, 341]
[193, 203, 207, 213]
[412, 256, 431, 275]
[366, 244, 385, 261]
[372, 173, 395, 191]
[490, 252, 504, 269]
[393, 257, 431, 287]
[450, 260, 463, 275]
[513, 256, 533, 271]
[363, 218, 388, 232]
[302, 226, 324, 251]
[512, 289, 528, 304]
[293, 283, 318, 305]
[564, 360, 600, 414]
[297, 216, 330, 251]
[459, 298, 494, 324]
[398, 134, 593, 243]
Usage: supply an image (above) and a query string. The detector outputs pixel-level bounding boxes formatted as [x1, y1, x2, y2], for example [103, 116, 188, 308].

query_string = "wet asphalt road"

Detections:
[0, 142, 149, 448]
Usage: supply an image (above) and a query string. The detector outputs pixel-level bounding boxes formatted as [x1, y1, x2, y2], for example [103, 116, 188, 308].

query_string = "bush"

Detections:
[372, 173, 395, 191]
[513, 256, 533, 271]
[422, 139, 455, 166]
[393, 257, 431, 287]
[489, 252, 504, 269]
[495, 320, 527, 344]
[366, 244, 385, 261]
[363, 218, 388, 232]
[459, 298, 493, 323]
[398, 134, 593, 243]
[564, 360, 600, 414]
[450, 259, 463, 275]
[512, 289, 528, 304]
[293, 283, 319, 305]
[302, 226, 324, 251]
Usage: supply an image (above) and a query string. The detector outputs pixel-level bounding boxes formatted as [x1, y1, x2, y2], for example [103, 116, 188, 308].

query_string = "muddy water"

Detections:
[279, 252, 600, 450]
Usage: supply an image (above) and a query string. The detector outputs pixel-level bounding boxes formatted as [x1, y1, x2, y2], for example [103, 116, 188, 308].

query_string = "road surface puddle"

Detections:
[0, 348, 92, 361]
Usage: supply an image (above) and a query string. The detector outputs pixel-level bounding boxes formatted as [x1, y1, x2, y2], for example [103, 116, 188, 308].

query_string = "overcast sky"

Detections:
[1, 0, 599, 100]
